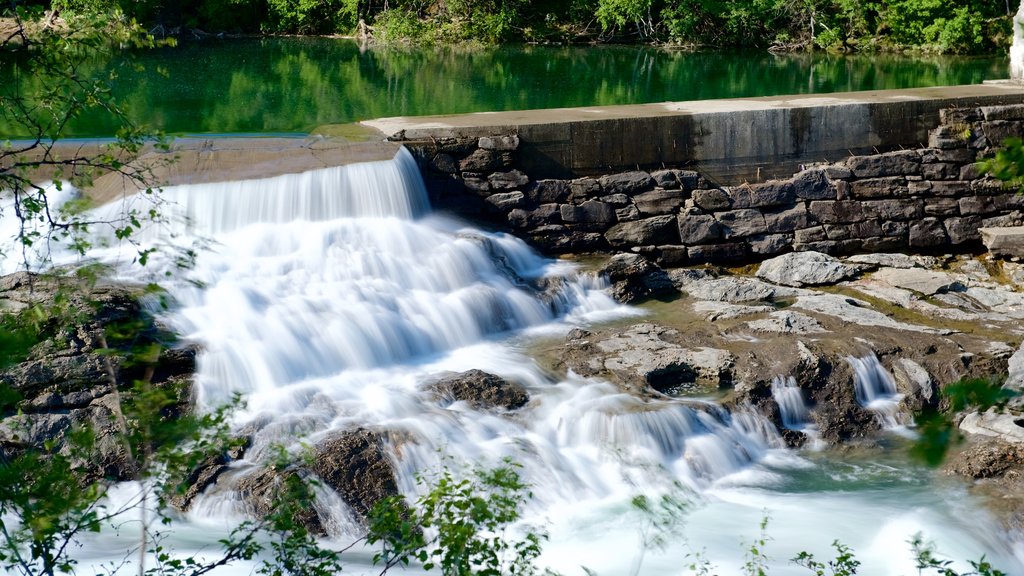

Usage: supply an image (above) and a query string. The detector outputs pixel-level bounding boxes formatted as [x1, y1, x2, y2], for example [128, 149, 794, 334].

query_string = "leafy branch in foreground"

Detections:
[1, 1, 176, 270]
[367, 459, 553, 576]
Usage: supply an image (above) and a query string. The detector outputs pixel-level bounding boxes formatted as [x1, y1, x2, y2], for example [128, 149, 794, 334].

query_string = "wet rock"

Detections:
[425, 370, 528, 411]
[598, 253, 676, 304]
[756, 251, 862, 287]
[311, 429, 400, 518]
[235, 466, 324, 533]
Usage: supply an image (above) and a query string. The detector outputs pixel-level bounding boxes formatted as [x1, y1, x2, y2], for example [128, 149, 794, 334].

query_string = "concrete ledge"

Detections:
[364, 83, 1024, 184]
[14, 136, 398, 204]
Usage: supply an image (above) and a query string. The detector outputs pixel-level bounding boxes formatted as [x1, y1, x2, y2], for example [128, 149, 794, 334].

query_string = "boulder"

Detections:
[425, 370, 529, 411]
[311, 429, 400, 518]
[599, 253, 676, 304]
[755, 251, 862, 287]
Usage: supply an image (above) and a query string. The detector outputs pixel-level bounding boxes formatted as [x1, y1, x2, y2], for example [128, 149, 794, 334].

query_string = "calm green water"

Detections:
[1, 37, 1010, 137]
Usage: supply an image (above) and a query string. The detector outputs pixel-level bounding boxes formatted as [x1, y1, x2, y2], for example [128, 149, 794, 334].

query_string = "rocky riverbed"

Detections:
[6, 246, 1024, 532]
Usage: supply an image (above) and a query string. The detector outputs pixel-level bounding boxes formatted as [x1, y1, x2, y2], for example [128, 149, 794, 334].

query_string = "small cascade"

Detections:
[848, 354, 909, 430]
[771, 375, 811, 430]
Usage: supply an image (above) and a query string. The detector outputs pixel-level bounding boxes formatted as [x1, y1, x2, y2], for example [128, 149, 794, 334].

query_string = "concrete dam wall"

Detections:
[363, 84, 1024, 264]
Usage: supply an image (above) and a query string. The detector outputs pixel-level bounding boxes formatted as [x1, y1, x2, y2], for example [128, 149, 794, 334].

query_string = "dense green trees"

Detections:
[25, 0, 1015, 53]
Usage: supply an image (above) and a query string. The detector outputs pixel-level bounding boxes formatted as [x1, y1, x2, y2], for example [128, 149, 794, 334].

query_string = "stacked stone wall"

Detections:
[408, 105, 1024, 265]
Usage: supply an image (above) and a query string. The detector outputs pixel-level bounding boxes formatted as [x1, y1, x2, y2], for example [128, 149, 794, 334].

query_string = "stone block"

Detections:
[560, 200, 616, 226]
[909, 181, 933, 194]
[600, 193, 631, 205]
[850, 177, 908, 199]
[687, 243, 748, 264]
[600, 171, 656, 195]
[822, 165, 853, 180]
[960, 163, 985, 181]
[808, 200, 869, 223]
[863, 199, 924, 220]
[459, 149, 503, 172]
[651, 169, 700, 191]
[430, 153, 458, 173]
[846, 150, 920, 178]
[982, 105, 1024, 121]
[730, 180, 796, 208]
[980, 226, 1024, 256]
[570, 178, 601, 200]
[932, 148, 977, 164]
[716, 209, 768, 238]
[982, 212, 1024, 228]
[792, 168, 837, 200]
[941, 107, 982, 124]
[908, 218, 949, 248]
[655, 245, 689, 266]
[508, 204, 559, 229]
[861, 236, 904, 252]
[971, 179, 1008, 195]
[763, 205, 811, 233]
[634, 189, 686, 215]
[485, 191, 525, 211]
[982, 121, 1022, 146]
[929, 181, 969, 197]
[605, 215, 680, 248]
[945, 216, 984, 245]
[677, 210, 722, 244]
[488, 170, 529, 191]
[959, 196, 998, 216]
[693, 188, 732, 211]
[792, 240, 838, 254]
[794, 226, 827, 243]
[616, 205, 641, 221]
[525, 179, 571, 204]
[924, 198, 959, 217]
[882, 220, 909, 237]
[748, 233, 793, 256]
[463, 174, 491, 194]
[824, 220, 881, 241]
[478, 134, 520, 151]
[921, 163, 960, 180]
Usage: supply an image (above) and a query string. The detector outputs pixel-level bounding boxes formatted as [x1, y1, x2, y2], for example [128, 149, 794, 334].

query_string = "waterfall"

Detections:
[771, 375, 811, 430]
[848, 354, 909, 430]
[8, 148, 1022, 575]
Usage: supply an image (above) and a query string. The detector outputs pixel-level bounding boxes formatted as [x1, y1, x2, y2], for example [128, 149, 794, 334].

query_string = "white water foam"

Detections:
[848, 354, 911, 431]
[6, 148, 1023, 574]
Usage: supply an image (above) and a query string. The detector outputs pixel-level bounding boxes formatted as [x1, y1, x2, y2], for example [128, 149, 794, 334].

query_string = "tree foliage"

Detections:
[1, 1, 174, 271]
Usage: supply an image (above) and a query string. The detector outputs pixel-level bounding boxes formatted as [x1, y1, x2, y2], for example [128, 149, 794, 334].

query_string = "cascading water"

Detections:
[771, 375, 811, 431]
[6, 149, 1023, 574]
[848, 354, 910, 431]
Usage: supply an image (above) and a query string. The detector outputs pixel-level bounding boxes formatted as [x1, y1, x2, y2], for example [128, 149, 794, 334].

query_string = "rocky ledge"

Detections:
[545, 249, 1024, 527]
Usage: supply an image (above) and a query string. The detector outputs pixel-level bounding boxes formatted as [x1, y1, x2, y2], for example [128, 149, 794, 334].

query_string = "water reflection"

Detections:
[0, 38, 1008, 137]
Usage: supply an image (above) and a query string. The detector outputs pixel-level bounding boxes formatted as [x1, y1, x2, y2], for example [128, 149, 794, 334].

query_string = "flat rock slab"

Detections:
[960, 409, 1024, 444]
[756, 251, 863, 287]
[872, 267, 965, 296]
[980, 226, 1024, 257]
